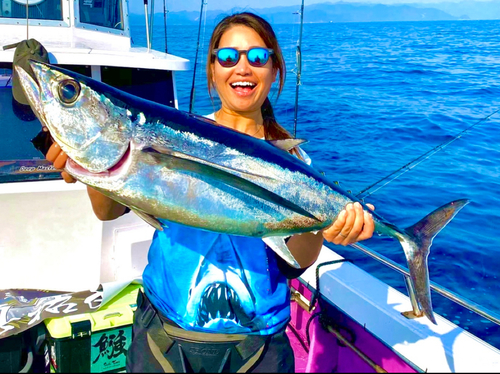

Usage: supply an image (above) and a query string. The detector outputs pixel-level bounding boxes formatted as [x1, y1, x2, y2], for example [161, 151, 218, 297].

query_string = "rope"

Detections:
[309, 259, 352, 312]
[305, 259, 356, 348]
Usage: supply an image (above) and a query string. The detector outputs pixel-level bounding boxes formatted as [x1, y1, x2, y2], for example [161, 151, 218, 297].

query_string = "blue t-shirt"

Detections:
[143, 114, 312, 335]
[143, 222, 291, 335]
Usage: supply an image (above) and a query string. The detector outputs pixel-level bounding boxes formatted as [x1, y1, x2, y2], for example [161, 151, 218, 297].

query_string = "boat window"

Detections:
[79, 0, 123, 30]
[101, 67, 176, 108]
[0, 0, 63, 21]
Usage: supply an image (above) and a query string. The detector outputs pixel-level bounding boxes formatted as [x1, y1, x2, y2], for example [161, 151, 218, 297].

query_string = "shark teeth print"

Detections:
[196, 282, 252, 327]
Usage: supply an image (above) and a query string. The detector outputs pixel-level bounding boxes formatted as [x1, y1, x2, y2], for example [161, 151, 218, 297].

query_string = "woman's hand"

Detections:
[43, 128, 127, 220]
[322, 202, 375, 246]
[47, 142, 128, 219]
[46, 141, 76, 184]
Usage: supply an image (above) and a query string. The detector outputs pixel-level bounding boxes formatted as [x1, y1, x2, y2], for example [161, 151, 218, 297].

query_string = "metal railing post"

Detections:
[348, 242, 500, 326]
[402, 275, 423, 319]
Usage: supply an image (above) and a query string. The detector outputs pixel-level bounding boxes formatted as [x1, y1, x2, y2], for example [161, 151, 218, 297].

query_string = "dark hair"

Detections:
[207, 12, 301, 156]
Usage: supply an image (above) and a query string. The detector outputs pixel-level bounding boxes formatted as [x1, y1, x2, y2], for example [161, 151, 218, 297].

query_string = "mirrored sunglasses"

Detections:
[213, 47, 274, 68]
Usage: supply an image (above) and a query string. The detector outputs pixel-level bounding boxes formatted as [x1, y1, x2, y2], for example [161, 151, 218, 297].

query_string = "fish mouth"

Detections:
[14, 64, 47, 125]
[15, 62, 77, 153]
[66, 142, 132, 178]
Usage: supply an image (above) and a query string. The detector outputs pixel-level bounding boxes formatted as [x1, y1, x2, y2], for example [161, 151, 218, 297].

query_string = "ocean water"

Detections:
[131, 19, 500, 347]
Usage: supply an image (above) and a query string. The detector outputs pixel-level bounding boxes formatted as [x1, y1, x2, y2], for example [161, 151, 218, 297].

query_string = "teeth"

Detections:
[195, 282, 251, 327]
[231, 82, 256, 87]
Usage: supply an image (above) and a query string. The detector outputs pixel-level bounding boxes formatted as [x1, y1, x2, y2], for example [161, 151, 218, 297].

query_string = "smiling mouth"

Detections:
[230, 82, 256, 93]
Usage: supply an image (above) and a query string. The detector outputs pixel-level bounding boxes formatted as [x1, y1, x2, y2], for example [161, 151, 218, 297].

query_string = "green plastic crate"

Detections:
[44, 284, 140, 373]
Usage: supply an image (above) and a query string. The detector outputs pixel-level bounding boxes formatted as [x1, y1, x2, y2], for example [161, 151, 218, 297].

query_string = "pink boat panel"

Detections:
[287, 279, 418, 373]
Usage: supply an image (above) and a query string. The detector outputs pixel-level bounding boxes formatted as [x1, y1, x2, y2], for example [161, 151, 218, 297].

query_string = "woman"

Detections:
[46, 12, 374, 373]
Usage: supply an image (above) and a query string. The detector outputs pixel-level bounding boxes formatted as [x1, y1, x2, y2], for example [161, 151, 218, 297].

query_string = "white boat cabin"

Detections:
[0, 0, 188, 292]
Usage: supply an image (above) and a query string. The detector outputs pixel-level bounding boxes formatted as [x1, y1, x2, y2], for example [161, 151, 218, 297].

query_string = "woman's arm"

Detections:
[287, 202, 375, 268]
[46, 142, 127, 221]
[86, 186, 128, 220]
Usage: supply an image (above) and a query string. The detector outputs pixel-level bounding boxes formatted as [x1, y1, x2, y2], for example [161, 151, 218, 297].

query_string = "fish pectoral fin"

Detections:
[263, 237, 300, 269]
[131, 208, 165, 231]
[268, 139, 308, 152]
[145, 145, 275, 181]
[143, 146, 320, 222]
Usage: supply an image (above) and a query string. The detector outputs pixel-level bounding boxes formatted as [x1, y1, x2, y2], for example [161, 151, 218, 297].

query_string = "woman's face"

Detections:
[212, 25, 277, 115]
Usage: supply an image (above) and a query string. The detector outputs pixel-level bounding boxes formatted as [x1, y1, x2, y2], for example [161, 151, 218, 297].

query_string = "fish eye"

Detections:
[58, 80, 80, 105]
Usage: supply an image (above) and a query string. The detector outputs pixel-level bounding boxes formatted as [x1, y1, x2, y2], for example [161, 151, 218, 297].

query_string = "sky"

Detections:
[132, 0, 492, 14]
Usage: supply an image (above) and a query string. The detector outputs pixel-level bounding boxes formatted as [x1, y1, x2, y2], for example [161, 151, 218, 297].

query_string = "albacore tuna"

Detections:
[16, 61, 469, 324]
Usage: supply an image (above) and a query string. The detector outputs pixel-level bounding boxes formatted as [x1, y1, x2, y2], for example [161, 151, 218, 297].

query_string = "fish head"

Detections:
[15, 61, 133, 173]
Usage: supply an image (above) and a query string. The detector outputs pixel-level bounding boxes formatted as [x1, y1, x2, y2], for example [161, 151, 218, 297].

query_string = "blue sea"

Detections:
[131, 18, 500, 347]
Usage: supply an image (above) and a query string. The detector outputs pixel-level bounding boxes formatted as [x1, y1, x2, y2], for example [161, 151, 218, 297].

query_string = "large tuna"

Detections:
[16, 61, 469, 324]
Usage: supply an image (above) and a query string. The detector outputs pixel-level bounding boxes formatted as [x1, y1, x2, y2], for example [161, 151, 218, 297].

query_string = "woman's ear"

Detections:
[272, 67, 278, 83]
[211, 63, 216, 83]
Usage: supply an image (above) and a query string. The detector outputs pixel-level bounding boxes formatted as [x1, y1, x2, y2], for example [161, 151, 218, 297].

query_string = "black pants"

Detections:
[126, 291, 295, 373]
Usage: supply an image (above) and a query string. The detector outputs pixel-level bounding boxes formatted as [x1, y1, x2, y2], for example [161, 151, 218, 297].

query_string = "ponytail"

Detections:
[262, 98, 302, 159]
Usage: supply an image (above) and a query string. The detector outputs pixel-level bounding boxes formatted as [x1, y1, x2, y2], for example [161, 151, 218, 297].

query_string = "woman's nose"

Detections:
[234, 55, 252, 75]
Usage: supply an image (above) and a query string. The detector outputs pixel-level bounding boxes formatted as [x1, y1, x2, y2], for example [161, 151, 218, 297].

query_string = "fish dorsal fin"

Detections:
[268, 139, 308, 152]
[263, 236, 300, 269]
[143, 146, 320, 222]
[131, 208, 164, 231]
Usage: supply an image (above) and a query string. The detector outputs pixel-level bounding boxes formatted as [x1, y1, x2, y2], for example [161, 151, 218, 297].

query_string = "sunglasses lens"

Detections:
[217, 48, 239, 67]
[247, 48, 270, 67]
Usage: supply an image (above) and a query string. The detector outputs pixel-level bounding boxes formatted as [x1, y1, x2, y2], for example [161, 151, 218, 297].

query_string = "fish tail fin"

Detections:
[398, 199, 470, 324]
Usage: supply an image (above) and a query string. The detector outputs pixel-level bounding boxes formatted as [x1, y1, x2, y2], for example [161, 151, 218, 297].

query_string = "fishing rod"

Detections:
[356, 109, 500, 200]
[144, 0, 151, 51]
[149, 0, 156, 49]
[189, 0, 207, 113]
[163, 0, 169, 53]
[26, 0, 29, 39]
[293, 0, 305, 138]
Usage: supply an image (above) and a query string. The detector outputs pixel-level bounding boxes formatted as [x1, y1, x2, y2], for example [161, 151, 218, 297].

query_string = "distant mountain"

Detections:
[271, 2, 460, 23]
[126, 0, 499, 14]
[129, 1, 463, 25]
[409, 0, 500, 19]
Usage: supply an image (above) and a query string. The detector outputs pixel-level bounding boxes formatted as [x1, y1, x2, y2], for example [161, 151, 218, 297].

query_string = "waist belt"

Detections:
[137, 291, 268, 373]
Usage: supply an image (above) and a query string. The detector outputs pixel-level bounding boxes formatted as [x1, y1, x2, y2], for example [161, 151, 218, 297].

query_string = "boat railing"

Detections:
[348, 242, 500, 327]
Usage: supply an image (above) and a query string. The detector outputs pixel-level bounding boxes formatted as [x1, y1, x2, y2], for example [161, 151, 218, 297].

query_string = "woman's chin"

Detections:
[225, 99, 267, 114]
